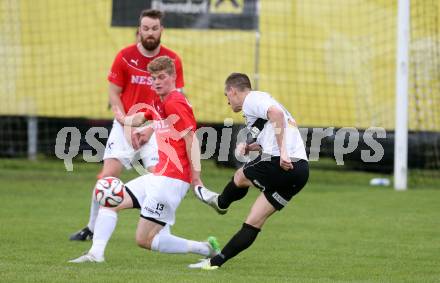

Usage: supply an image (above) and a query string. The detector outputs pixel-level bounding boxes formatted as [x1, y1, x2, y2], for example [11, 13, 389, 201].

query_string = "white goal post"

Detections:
[394, 0, 410, 190]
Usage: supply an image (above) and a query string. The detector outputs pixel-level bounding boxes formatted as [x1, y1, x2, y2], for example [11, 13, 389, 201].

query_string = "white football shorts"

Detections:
[103, 120, 158, 169]
[124, 174, 189, 225]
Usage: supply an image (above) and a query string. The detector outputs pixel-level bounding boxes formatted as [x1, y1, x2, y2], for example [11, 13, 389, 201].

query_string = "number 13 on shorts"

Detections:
[142, 197, 167, 219]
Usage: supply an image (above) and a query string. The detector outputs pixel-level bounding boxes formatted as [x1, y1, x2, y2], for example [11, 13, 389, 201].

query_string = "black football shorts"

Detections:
[243, 156, 309, 210]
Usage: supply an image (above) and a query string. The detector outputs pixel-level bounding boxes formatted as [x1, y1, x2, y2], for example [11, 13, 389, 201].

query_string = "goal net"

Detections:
[0, 0, 438, 186]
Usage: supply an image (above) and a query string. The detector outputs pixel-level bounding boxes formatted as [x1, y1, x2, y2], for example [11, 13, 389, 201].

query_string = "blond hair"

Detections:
[147, 56, 176, 75]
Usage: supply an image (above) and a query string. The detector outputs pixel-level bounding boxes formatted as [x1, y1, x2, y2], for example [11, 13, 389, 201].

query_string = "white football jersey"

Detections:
[242, 91, 307, 160]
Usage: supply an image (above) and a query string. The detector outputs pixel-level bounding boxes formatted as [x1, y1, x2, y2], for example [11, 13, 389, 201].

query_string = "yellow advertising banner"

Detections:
[0, 0, 439, 130]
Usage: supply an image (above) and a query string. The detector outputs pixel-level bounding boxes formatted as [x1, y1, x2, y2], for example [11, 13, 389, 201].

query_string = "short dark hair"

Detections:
[139, 9, 164, 26]
[225, 73, 252, 91]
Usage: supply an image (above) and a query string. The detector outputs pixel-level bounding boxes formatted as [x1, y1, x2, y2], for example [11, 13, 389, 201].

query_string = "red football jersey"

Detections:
[147, 90, 197, 183]
[107, 44, 184, 114]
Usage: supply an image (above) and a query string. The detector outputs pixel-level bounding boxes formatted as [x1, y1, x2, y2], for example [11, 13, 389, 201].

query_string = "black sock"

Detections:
[210, 223, 261, 267]
[217, 178, 249, 209]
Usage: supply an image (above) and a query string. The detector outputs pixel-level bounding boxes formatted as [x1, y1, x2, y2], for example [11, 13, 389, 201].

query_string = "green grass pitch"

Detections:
[0, 158, 439, 282]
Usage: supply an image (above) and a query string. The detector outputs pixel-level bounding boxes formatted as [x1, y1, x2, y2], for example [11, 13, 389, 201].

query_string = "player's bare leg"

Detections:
[243, 193, 276, 228]
[100, 158, 125, 177]
[135, 218, 164, 250]
[136, 218, 220, 257]
[69, 158, 124, 241]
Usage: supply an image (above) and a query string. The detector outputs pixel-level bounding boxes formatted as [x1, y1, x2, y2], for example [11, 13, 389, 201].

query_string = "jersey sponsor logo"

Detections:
[131, 75, 153, 85]
[107, 142, 114, 149]
[130, 59, 139, 66]
[153, 119, 170, 131]
[144, 205, 162, 217]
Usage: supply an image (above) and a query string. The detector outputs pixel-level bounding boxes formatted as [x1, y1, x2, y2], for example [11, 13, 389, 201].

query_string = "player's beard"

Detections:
[141, 34, 161, 51]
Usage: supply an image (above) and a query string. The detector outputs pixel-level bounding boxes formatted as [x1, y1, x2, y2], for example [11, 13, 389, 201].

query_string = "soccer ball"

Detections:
[94, 177, 124, 207]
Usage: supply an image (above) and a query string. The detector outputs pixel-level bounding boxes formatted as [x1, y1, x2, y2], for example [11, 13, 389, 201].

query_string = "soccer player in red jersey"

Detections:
[70, 9, 185, 241]
[69, 56, 220, 263]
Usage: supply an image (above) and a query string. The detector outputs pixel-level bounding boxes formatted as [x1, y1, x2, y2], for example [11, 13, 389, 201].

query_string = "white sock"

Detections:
[151, 229, 210, 256]
[86, 189, 100, 232]
[89, 208, 118, 259]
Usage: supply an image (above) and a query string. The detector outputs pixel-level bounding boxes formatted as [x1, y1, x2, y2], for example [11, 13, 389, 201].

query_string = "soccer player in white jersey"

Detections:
[69, 56, 219, 263]
[191, 73, 309, 269]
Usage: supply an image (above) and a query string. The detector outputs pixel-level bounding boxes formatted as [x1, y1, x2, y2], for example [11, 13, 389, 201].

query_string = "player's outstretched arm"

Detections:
[125, 113, 147, 127]
[111, 103, 147, 128]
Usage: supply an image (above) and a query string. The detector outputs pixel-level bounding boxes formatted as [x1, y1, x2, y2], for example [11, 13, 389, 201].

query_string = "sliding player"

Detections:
[69, 56, 219, 263]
